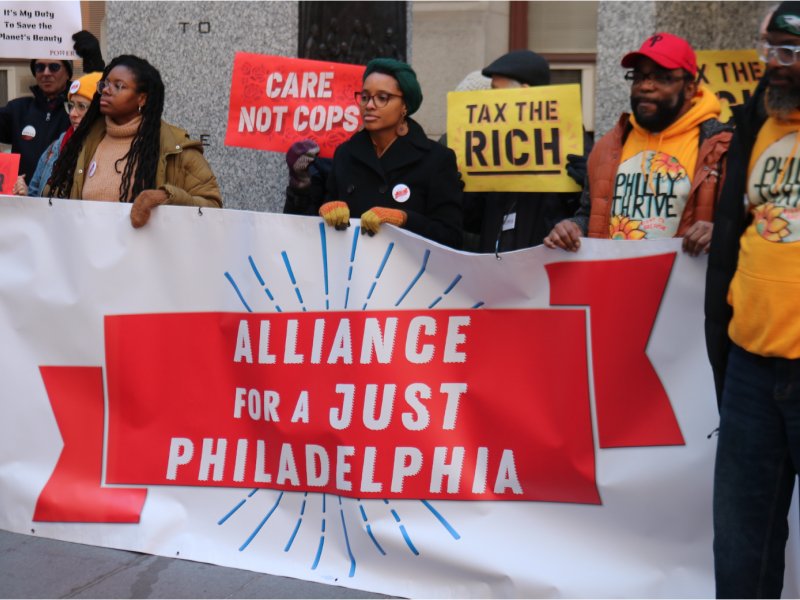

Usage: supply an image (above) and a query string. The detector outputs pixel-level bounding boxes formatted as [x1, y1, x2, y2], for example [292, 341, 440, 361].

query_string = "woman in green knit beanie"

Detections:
[362, 58, 423, 115]
[317, 58, 463, 249]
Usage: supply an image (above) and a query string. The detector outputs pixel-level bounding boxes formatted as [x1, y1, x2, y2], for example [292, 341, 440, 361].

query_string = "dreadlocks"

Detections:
[48, 55, 165, 202]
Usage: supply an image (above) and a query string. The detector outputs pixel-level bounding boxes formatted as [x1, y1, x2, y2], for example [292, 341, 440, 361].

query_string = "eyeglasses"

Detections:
[97, 80, 131, 95]
[624, 70, 693, 86]
[756, 40, 800, 65]
[35, 62, 62, 74]
[64, 101, 90, 115]
[354, 90, 403, 108]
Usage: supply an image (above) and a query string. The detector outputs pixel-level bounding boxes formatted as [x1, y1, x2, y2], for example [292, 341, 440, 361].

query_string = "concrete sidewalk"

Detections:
[0, 529, 393, 599]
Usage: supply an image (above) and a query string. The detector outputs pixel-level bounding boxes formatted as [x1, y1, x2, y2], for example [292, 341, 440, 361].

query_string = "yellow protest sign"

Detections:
[696, 49, 763, 123]
[447, 85, 583, 193]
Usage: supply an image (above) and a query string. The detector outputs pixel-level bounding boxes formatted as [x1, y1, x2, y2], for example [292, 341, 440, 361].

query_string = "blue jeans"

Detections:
[714, 343, 800, 598]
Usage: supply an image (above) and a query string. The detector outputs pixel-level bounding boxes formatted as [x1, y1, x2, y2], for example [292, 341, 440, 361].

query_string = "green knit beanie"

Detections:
[363, 59, 423, 115]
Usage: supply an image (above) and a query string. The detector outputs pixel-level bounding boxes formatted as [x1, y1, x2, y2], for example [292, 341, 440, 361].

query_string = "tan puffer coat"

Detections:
[46, 118, 222, 207]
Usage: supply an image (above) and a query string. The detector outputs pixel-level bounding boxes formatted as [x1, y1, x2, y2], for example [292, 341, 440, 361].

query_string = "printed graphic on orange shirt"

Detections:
[754, 203, 791, 243]
[609, 215, 646, 240]
[747, 131, 800, 243]
[611, 151, 691, 240]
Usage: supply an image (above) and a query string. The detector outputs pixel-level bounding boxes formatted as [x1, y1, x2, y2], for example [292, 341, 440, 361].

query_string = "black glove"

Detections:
[566, 153, 587, 188]
[286, 139, 320, 189]
[72, 31, 105, 74]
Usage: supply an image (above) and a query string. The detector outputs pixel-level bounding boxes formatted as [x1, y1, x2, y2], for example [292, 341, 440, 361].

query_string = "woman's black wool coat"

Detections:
[325, 118, 464, 249]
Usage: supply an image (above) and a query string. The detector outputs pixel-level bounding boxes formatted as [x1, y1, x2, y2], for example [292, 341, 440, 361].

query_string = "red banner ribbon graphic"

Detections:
[33, 367, 147, 523]
[35, 252, 682, 519]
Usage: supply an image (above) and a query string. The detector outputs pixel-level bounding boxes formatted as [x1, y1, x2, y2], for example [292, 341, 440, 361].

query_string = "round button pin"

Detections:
[392, 184, 411, 203]
[88, 161, 97, 177]
[69, 80, 81, 95]
[21, 125, 35, 141]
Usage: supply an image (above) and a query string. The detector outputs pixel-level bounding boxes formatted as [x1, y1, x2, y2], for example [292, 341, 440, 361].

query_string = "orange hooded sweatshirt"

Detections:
[727, 107, 800, 359]
[609, 87, 723, 239]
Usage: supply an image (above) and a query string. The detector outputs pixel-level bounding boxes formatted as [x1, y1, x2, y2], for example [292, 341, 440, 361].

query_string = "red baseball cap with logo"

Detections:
[621, 33, 697, 77]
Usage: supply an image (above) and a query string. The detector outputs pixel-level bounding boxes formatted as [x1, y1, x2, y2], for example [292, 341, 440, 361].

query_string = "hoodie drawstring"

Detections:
[642, 132, 665, 197]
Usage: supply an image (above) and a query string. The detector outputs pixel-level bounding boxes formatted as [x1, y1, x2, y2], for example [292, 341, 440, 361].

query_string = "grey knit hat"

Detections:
[455, 71, 492, 92]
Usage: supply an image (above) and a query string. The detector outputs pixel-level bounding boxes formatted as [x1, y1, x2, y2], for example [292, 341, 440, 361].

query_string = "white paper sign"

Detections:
[0, 1, 81, 59]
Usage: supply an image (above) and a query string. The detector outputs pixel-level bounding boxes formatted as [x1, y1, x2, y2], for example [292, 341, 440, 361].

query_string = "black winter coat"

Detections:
[705, 77, 768, 407]
[462, 128, 593, 253]
[465, 191, 579, 253]
[0, 85, 71, 186]
[326, 118, 464, 249]
[283, 157, 332, 216]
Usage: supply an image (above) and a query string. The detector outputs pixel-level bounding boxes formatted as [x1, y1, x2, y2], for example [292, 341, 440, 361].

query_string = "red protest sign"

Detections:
[224, 53, 365, 159]
[0, 153, 20, 195]
[104, 309, 600, 505]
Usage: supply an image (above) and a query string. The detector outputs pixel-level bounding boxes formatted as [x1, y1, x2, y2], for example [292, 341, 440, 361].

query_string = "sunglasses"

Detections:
[35, 62, 63, 74]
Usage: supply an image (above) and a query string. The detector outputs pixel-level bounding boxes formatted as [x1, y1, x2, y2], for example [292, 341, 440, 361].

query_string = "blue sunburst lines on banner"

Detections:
[362, 242, 394, 311]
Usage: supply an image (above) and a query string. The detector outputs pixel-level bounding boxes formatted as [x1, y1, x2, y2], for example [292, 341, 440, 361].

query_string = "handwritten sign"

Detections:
[0, 153, 20, 194]
[696, 49, 763, 123]
[224, 53, 365, 159]
[447, 85, 583, 193]
[0, 1, 81, 59]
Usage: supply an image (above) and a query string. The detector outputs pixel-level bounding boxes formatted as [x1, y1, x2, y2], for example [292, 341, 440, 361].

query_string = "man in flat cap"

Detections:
[706, 2, 800, 596]
[544, 33, 732, 257]
[462, 50, 592, 254]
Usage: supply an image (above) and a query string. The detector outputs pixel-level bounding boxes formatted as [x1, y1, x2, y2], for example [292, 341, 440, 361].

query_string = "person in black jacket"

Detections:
[283, 139, 331, 217]
[462, 50, 591, 254]
[706, 3, 800, 596]
[0, 31, 104, 186]
[317, 59, 463, 249]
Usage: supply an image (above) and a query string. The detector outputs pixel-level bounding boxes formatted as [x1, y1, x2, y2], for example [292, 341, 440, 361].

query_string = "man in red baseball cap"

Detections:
[544, 33, 732, 255]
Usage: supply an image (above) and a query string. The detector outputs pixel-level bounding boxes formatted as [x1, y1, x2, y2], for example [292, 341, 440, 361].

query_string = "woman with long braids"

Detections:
[46, 55, 221, 227]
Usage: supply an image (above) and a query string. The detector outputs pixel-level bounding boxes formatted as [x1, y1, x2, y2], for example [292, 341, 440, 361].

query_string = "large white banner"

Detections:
[0, 1, 81, 59]
[0, 195, 798, 598]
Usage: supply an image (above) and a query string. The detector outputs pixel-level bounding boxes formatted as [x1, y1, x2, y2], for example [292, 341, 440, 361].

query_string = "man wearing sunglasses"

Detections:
[544, 33, 732, 256]
[0, 30, 103, 188]
[706, 2, 800, 597]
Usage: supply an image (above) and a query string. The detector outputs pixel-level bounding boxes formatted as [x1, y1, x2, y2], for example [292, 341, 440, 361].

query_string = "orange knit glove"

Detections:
[360, 207, 407, 236]
[130, 189, 169, 228]
[319, 201, 350, 230]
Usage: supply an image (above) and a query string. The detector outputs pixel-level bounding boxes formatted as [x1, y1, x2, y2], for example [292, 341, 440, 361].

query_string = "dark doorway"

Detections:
[299, 1, 407, 65]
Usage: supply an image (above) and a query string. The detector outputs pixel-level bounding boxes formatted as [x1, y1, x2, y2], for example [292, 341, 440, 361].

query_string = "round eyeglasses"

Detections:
[64, 101, 90, 115]
[756, 39, 800, 66]
[354, 90, 404, 108]
[96, 80, 132, 95]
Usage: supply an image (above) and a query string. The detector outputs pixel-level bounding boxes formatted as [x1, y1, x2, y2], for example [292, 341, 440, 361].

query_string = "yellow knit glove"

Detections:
[360, 207, 407, 236]
[319, 201, 350, 230]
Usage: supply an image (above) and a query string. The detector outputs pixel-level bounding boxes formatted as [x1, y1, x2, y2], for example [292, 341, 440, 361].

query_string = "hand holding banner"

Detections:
[447, 84, 584, 193]
[225, 53, 365, 159]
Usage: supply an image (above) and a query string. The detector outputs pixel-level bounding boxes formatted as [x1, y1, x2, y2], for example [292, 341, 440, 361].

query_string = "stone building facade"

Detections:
[2, 1, 774, 211]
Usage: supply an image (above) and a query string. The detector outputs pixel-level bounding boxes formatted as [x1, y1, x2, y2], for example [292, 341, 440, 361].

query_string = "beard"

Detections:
[765, 69, 800, 120]
[630, 87, 685, 132]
